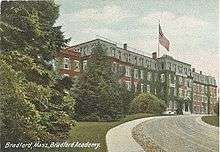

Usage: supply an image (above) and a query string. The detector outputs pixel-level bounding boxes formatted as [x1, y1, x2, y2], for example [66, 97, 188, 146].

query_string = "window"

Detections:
[167, 62, 171, 70]
[184, 68, 187, 75]
[168, 74, 171, 83]
[161, 63, 164, 70]
[140, 58, 144, 66]
[74, 60, 80, 71]
[179, 88, 182, 97]
[134, 82, 138, 92]
[63, 58, 70, 69]
[134, 69, 139, 79]
[124, 53, 128, 62]
[147, 85, 150, 93]
[140, 70, 144, 79]
[154, 73, 158, 81]
[161, 74, 165, 82]
[141, 84, 144, 92]
[83, 60, 87, 70]
[51, 59, 56, 70]
[147, 72, 151, 81]
[128, 54, 131, 62]
[179, 76, 183, 84]
[173, 75, 176, 81]
[173, 64, 177, 72]
[134, 56, 137, 65]
[178, 66, 183, 73]
[63, 74, 69, 77]
[112, 62, 117, 72]
[119, 51, 121, 60]
[126, 81, 132, 91]
[125, 66, 131, 77]
[113, 49, 116, 57]
[174, 88, 177, 96]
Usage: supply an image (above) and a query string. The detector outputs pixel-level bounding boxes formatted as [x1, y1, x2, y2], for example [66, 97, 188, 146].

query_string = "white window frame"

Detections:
[140, 70, 144, 79]
[147, 72, 151, 81]
[161, 74, 165, 82]
[83, 60, 87, 70]
[125, 66, 131, 77]
[147, 84, 150, 93]
[141, 83, 144, 92]
[74, 60, 80, 71]
[134, 69, 139, 79]
[63, 57, 70, 69]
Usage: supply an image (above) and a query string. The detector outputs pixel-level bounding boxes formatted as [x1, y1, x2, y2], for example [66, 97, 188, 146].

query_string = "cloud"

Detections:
[61, 5, 132, 23]
[140, 11, 176, 25]
[139, 11, 208, 29]
[174, 16, 208, 29]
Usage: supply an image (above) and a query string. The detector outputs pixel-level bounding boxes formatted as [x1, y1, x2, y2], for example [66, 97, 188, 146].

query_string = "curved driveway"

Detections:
[132, 115, 219, 152]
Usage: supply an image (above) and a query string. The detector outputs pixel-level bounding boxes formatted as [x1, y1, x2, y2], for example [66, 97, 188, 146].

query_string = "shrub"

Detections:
[130, 92, 166, 114]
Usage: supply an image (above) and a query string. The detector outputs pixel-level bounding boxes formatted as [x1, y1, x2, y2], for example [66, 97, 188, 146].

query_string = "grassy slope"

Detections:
[201, 115, 219, 127]
[68, 113, 154, 152]
[28, 113, 153, 152]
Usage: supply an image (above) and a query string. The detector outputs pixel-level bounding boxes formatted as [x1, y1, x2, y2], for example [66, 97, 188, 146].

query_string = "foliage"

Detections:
[214, 102, 219, 116]
[73, 44, 127, 121]
[130, 92, 166, 114]
[0, 51, 55, 85]
[0, 1, 75, 143]
[0, 59, 43, 141]
[0, 0, 70, 63]
[0, 58, 76, 142]
[175, 97, 185, 115]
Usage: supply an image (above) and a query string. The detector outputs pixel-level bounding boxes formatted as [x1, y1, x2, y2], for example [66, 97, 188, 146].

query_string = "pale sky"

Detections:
[55, 0, 219, 83]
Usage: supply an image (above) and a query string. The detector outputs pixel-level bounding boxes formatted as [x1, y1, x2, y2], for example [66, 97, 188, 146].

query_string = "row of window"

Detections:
[193, 95, 208, 103]
[63, 58, 81, 70]
[125, 81, 152, 93]
[161, 62, 191, 76]
[193, 74, 216, 85]
[61, 58, 88, 71]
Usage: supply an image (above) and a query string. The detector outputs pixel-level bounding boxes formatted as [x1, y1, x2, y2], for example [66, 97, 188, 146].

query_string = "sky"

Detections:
[55, 0, 219, 83]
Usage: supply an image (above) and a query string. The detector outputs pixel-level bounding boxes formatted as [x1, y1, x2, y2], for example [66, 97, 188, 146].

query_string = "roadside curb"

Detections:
[196, 115, 219, 129]
[106, 116, 165, 152]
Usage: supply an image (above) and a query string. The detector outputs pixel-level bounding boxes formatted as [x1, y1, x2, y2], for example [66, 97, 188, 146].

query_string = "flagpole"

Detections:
[158, 20, 160, 58]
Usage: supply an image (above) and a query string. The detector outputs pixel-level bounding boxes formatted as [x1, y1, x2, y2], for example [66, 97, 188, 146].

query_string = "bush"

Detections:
[130, 92, 166, 114]
[214, 102, 219, 116]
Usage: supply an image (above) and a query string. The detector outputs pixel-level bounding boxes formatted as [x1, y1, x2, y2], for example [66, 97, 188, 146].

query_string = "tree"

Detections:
[73, 44, 125, 121]
[0, 1, 70, 63]
[0, 59, 45, 142]
[0, 1, 75, 142]
[130, 92, 166, 114]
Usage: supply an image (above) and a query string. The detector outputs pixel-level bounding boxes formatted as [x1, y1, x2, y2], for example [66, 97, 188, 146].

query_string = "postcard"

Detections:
[0, 0, 219, 152]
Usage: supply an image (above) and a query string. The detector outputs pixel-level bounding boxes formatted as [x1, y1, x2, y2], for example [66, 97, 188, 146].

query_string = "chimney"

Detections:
[152, 52, 157, 59]
[123, 43, 127, 50]
[200, 71, 202, 75]
[192, 68, 195, 72]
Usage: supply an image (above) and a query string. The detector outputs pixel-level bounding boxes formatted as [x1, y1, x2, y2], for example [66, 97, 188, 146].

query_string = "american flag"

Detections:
[159, 24, 170, 51]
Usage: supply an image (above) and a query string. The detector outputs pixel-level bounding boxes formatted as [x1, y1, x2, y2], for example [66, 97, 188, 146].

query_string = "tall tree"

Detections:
[0, 0, 70, 63]
[73, 44, 125, 121]
[0, 1, 75, 143]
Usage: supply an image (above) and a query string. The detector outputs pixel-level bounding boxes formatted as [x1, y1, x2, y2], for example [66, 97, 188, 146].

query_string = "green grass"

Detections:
[201, 115, 219, 127]
[68, 113, 154, 152]
[22, 113, 154, 152]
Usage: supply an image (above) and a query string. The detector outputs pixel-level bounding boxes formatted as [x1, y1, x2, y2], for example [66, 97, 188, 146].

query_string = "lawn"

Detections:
[201, 115, 219, 127]
[68, 113, 154, 152]
[19, 113, 154, 152]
